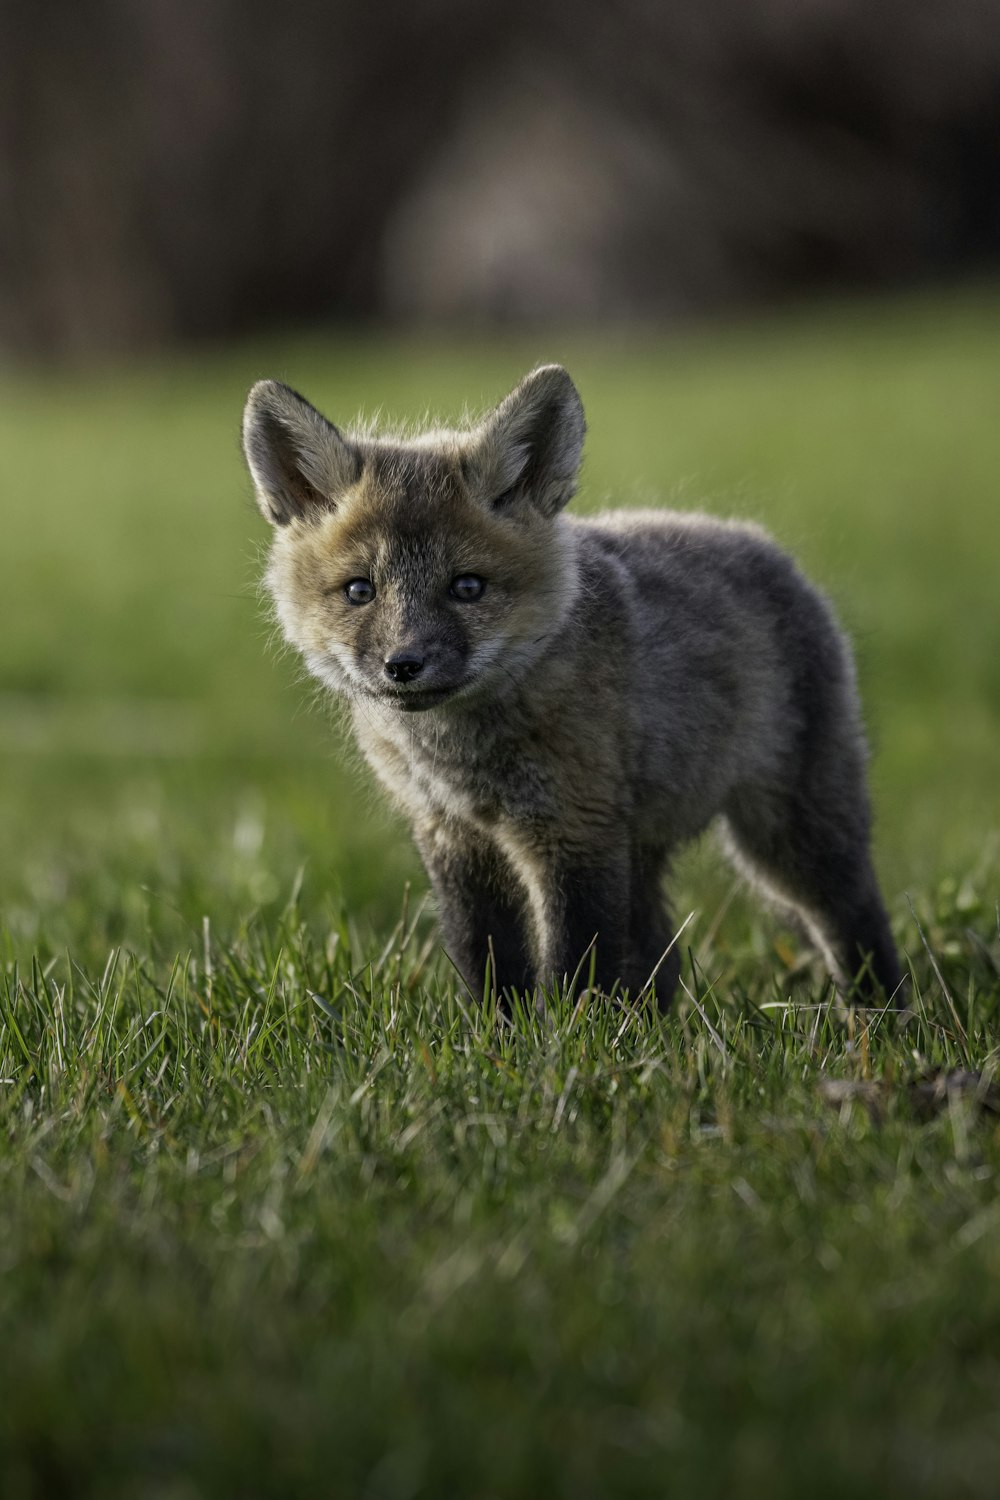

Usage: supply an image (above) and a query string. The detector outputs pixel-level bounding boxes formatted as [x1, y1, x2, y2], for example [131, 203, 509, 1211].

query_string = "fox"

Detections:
[241, 364, 903, 1008]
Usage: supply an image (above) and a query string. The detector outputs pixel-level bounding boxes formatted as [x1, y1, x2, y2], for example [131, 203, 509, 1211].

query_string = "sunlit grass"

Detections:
[2, 881, 999, 1498]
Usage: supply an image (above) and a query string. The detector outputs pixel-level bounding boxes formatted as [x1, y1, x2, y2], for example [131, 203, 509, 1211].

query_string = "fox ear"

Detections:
[468, 365, 585, 518]
[242, 381, 360, 525]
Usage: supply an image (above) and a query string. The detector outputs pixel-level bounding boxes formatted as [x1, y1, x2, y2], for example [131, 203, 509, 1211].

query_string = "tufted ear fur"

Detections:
[466, 365, 586, 518]
[242, 380, 360, 525]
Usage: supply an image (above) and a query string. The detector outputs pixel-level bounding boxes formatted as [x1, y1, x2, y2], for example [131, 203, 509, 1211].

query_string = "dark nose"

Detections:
[384, 652, 425, 684]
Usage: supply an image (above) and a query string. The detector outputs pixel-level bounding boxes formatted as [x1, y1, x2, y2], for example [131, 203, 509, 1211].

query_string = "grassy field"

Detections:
[1, 289, 999, 1498]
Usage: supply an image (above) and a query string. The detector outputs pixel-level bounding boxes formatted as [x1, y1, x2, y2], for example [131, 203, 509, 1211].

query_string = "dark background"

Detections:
[3, 0, 1000, 360]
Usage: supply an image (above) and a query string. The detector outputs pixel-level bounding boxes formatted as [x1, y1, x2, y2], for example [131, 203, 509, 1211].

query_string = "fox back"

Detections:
[242, 366, 902, 1007]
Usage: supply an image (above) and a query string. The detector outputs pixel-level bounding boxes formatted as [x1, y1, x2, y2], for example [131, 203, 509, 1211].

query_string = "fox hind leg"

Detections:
[721, 784, 903, 1004]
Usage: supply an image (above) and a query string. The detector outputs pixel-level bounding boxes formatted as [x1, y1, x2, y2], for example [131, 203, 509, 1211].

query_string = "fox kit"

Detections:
[242, 365, 902, 1007]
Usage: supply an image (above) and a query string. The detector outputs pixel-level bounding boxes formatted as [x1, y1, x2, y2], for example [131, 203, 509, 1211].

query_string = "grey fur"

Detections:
[242, 366, 903, 1008]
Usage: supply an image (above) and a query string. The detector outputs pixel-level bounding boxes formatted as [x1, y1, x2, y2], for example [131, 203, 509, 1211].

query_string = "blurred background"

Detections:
[1, 0, 999, 964]
[3, 0, 1000, 357]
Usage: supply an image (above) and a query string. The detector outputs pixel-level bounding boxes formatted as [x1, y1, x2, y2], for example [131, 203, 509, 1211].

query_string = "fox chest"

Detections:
[360, 720, 551, 829]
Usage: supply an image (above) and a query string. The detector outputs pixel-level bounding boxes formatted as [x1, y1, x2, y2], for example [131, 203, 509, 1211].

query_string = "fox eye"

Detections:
[345, 578, 376, 606]
[450, 574, 486, 602]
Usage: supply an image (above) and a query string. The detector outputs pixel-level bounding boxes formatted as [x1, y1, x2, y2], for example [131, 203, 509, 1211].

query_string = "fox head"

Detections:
[242, 366, 586, 712]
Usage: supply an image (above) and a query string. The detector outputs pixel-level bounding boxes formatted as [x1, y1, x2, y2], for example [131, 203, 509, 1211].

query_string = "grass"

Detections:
[1, 287, 999, 1497]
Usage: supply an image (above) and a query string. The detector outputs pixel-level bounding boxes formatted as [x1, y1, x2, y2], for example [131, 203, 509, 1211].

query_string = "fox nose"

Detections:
[384, 652, 425, 684]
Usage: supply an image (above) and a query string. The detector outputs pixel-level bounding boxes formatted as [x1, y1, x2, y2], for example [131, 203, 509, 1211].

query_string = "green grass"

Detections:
[1, 288, 999, 1497]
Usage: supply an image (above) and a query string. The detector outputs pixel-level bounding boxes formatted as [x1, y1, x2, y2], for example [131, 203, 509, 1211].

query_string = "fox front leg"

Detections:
[627, 841, 681, 1009]
[414, 821, 533, 998]
[512, 837, 634, 999]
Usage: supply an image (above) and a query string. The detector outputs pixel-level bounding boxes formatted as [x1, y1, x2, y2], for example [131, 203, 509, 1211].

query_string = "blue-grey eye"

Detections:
[450, 575, 485, 602]
[345, 578, 376, 605]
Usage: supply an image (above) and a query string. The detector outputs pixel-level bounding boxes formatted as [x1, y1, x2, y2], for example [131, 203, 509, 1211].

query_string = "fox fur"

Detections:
[242, 365, 902, 1007]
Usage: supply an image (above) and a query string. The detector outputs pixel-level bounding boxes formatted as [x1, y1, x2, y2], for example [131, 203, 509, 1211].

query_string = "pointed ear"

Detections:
[241, 380, 360, 525]
[467, 365, 586, 517]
